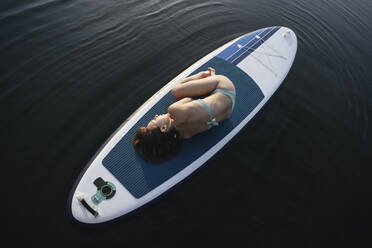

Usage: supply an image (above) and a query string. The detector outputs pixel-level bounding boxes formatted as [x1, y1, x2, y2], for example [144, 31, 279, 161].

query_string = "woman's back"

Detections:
[172, 92, 233, 139]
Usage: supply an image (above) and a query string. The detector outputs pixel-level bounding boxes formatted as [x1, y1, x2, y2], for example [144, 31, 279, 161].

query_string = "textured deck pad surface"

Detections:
[102, 56, 264, 198]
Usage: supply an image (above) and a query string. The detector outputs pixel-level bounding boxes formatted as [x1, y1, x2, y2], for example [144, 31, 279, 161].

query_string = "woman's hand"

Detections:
[199, 67, 216, 78]
[208, 67, 216, 76]
[176, 67, 216, 86]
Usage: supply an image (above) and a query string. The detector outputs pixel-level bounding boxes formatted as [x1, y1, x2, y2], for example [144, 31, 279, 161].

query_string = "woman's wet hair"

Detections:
[132, 125, 181, 163]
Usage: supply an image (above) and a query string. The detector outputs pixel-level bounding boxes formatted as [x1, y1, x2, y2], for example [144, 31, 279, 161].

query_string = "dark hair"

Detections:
[131, 126, 181, 163]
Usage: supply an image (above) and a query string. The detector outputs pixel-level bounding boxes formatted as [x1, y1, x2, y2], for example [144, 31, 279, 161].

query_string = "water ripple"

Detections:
[1, 0, 372, 244]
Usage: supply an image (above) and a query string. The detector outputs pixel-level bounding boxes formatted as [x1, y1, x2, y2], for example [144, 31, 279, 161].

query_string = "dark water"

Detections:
[2, 0, 372, 247]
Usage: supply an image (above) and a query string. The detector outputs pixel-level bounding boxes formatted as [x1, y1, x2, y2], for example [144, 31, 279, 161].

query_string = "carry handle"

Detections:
[76, 193, 99, 217]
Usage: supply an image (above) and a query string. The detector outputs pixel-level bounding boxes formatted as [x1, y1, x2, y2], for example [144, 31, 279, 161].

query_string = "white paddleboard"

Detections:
[68, 26, 297, 224]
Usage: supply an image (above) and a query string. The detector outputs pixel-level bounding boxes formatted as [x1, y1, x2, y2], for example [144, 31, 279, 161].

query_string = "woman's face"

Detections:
[147, 113, 172, 132]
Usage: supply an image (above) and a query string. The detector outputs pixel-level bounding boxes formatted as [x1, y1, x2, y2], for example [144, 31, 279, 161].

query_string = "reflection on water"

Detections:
[1, 0, 371, 246]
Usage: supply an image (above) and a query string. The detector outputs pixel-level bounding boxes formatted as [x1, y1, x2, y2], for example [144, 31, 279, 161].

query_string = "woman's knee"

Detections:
[171, 86, 183, 99]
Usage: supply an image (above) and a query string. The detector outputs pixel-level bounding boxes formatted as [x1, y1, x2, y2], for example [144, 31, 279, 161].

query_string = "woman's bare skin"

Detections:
[146, 67, 235, 139]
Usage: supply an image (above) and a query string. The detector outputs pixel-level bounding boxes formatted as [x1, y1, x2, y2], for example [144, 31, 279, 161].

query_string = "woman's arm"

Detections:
[171, 75, 222, 99]
[177, 72, 205, 85]
[177, 67, 216, 84]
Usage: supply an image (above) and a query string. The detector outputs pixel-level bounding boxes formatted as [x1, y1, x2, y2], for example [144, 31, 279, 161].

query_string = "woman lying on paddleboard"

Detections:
[132, 67, 236, 163]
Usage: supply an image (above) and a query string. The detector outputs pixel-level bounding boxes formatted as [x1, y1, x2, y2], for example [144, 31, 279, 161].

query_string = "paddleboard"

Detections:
[67, 26, 297, 224]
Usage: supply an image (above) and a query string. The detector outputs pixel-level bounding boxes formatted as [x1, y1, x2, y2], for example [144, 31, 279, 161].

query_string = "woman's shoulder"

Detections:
[168, 99, 190, 121]
[171, 100, 203, 123]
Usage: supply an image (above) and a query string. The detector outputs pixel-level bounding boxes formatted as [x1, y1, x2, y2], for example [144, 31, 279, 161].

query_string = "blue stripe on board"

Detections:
[216, 28, 266, 61]
[227, 28, 276, 64]
[102, 57, 264, 198]
[216, 26, 280, 65]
